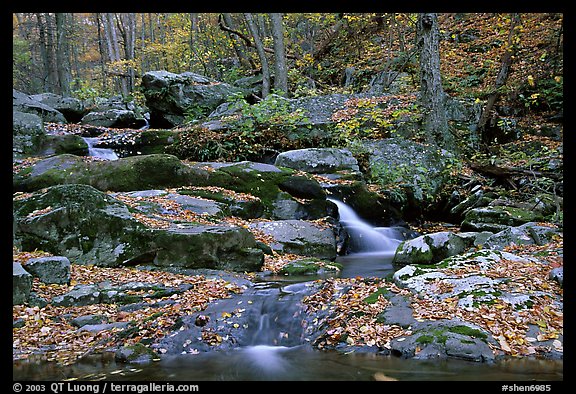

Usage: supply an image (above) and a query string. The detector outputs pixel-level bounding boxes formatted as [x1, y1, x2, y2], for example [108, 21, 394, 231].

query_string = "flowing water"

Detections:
[329, 198, 405, 279]
[13, 200, 563, 381]
[83, 137, 119, 160]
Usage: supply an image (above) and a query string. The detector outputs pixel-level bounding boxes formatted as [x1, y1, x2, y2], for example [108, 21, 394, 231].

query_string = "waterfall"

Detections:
[329, 198, 403, 255]
[83, 137, 119, 160]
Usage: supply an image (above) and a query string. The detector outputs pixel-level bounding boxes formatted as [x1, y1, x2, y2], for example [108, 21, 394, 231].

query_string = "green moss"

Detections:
[514, 298, 535, 310]
[363, 287, 390, 304]
[415, 334, 435, 344]
[415, 325, 487, 346]
[447, 325, 488, 340]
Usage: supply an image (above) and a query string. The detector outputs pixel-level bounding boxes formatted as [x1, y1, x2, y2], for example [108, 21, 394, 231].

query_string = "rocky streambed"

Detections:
[13, 150, 563, 379]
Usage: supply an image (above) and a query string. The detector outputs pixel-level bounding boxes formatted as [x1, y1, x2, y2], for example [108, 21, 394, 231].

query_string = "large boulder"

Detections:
[483, 222, 561, 250]
[141, 70, 247, 127]
[38, 134, 89, 156]
[13, 263, 33, 305]
[249, 220, 337, 260]
[13, 89, 67, 123]
[13, 154, 331, 221]
[30, 93, 87, 123]
[13, 154, 198, 193]
[13, 184, 263, 271]
[13, 110, 47, 158]
[358, 137, 458, 219]
[81, 109, 144, 128]
[274, 148, 360, 174]
[24, 256, 71, 285]
[393, 231, 468, 266]
[461, 206, 545, 233]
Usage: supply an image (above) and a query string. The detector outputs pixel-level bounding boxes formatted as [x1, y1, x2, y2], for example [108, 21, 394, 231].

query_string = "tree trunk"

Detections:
[55, 13, 71, 96]
[417, 13, 455, 150]
[269, 13, 288, 95]
[36, 13, 60, 93]
[221, 13, 254, 70]
[107, 13, 128, 97]
[96, 13, 109, 93]
[477, 13, 521, 145]
[244, 13, 270, 98]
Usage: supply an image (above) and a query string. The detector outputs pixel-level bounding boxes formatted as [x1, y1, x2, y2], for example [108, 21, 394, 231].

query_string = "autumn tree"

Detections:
[417, 13, 455, 151]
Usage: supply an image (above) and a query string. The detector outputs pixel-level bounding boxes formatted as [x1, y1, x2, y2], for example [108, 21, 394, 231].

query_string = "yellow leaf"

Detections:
[527, 75, 535, 87]
[221, 312, 232, 318]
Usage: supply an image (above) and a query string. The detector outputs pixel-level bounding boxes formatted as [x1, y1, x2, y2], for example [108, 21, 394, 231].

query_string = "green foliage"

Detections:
[13, 36, 35, 92]
[518, 76, 563, 112]
[184, 102, 213, 122]
[71, 79, 111, 103]
[331, 95, 420, 144]
[167, 92, 335, 162]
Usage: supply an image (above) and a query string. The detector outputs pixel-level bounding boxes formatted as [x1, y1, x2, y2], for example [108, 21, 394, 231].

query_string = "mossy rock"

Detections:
[40, 134, 89, 156]
[13, 184, 264, 271]
[115, 343, 159, 364]
[13, 153, 199, 193]
[461, 206, 545, 232]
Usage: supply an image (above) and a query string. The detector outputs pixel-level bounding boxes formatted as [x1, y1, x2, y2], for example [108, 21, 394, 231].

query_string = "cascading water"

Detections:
[329, 198, 406, 278]
[83, 137, 119, 160]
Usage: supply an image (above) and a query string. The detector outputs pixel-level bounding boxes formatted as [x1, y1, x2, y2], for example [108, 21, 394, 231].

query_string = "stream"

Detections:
[13, 199, 563, 381]
[82, 137, 119, 161]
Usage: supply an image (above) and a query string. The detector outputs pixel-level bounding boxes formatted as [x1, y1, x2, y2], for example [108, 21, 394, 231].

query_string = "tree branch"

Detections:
[217, 14, 299, 60]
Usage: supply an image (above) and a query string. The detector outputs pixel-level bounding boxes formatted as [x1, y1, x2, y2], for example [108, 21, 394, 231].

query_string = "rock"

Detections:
[461, 206, 545, 233]
[249, 220, 337, 260]
[141, 70, 247, 127]
[549, 267, 563, 287]
[390, 320, 494, 362]
[375, 294, 416, 328]
[151, 226, 264, 271]
[274, 148, 360, 174]
[70, 314, 109, 328]
[393, 231, 467, 266]
[449, 187, 490, 218]
[13, 262, 33, 305]
[13, 319, 26, 328]
[483, 222, 559, 250]
[13, 89, 67, 123]
[13, 110, 47, 157]
[24, 256, 71, 285]
[30, 93, 87, 123]
[52, 284, 101, 307]
[79, 322, 130, 333]
[14, 184, 263, 271]
[39, 134, 89, 156]
[28, 293, 49, 308]
[359, 137, 458, 219]
[14, 153, 199, 193]
[81, 109, 143, 128]
[115, 343, 159, 364]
